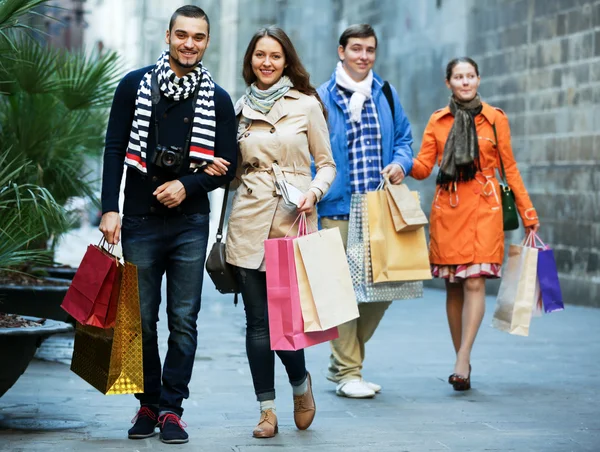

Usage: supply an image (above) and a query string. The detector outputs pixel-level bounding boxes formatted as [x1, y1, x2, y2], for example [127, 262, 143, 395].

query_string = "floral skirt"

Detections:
[431, 263, 502, 283]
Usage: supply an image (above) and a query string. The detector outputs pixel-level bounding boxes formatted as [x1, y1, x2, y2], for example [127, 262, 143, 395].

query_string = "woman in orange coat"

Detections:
[410, 57, 540, 390]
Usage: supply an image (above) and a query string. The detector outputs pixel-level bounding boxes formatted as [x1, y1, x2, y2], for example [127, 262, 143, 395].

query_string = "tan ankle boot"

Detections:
[252, 409, 278, 438]
[293, 372, 316, 430]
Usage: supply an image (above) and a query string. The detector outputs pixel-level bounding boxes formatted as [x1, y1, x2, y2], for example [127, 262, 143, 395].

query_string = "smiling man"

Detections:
[99, 5, 237, 444]
[317, 24, 414, 399]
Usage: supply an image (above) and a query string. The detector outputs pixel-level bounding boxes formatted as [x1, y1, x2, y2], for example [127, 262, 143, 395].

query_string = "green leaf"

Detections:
[57, 49, 122, 110]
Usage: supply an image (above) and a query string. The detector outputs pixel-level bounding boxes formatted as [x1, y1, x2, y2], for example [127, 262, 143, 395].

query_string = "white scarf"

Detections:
[335, 61, 373, 123]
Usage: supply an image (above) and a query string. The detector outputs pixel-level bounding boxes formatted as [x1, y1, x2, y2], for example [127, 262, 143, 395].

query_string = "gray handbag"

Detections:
[205, 184, 239, 304]
[347, 194, 423, 303]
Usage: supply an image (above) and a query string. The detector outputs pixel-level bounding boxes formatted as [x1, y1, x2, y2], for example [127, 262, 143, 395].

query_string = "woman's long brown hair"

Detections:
[242, 26, 326, 116]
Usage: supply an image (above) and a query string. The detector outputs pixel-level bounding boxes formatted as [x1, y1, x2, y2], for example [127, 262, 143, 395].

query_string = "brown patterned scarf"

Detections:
[436, 94, 483, 188]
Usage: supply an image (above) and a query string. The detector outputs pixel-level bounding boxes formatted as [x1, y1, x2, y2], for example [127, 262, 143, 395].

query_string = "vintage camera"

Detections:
[152, 145, 184, 173]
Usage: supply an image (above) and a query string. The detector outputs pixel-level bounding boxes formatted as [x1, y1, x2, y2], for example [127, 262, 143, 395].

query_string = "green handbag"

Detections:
[492, 124, 519, 231]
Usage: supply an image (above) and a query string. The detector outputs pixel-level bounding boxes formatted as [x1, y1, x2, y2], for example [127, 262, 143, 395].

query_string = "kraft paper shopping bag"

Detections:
[367, 189, 431, 283]
[294, 227, 359, 332]
[385, 183, 428, 232]
[492, 242, 539, 336]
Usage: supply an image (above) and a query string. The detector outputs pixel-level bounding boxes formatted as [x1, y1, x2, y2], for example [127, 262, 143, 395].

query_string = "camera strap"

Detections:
[151, 70, 203, 160]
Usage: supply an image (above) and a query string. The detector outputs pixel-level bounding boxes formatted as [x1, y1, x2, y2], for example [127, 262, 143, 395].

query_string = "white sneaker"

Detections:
[362, 380, 382, 393]
[335, 379, 376, 398]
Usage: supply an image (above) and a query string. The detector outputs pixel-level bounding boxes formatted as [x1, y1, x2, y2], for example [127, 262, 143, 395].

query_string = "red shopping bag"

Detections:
[264, 236, 338, 351]
[61, 240, 123, 328]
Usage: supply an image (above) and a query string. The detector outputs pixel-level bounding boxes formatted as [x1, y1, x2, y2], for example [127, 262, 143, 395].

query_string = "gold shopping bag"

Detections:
[492, 243, 539, 336]
[294, 227, 359, 332]
[385, 183, 428, 232]
[70, 261, 144, 394]
[367, 189, 432, 283]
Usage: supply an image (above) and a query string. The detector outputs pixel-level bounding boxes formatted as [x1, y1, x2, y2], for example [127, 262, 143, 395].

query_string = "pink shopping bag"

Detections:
[264, 236, 338, 351]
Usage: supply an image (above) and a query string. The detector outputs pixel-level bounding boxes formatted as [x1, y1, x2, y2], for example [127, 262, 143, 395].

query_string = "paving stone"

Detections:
[1, 281, 599, 451]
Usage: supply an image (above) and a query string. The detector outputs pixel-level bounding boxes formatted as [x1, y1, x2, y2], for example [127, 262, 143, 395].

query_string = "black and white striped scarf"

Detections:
[125, 50, 216, 174]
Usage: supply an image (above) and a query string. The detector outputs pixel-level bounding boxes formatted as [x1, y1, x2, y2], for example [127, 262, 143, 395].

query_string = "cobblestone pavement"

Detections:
[1, 278, 599, 451]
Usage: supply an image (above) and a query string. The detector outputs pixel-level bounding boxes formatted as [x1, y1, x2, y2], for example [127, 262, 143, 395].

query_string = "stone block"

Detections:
[553, 246, 574, 273]
[592, 223, 600, 248]
[594, 2, 600, 28]
[567, 5, 592, 34]
[578, 135, 595, 160]
[567, 31, 594, 60]
[546, 220, 592, 248]
[560, 37, 570, 63]
[590, 61, 600, 82]
[559, 274, 599, 307]
[557, 12, 568, 36]
[532, 16, 558, 43]
[593, 84, 600, 103]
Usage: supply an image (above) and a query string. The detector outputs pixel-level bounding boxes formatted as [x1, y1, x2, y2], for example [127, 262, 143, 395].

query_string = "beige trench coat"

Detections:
[226, 89, 336, 270]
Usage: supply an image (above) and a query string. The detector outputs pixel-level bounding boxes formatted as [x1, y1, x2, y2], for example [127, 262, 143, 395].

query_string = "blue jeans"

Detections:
[235, 267, 307, 402]
[121, 213, 209, 416]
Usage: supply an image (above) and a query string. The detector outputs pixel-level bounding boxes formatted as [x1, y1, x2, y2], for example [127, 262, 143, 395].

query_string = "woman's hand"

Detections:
[203, 157, 230, 176]
[297, 190, 317, 214]
[525, 223, 540, 235]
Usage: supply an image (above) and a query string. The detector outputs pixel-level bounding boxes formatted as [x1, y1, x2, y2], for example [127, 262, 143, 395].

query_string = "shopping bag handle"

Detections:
[284, 213, 318, 238]
[99, 236, 115, 254]
[98, 236, 122, 261]
[524, 231, 548, 249]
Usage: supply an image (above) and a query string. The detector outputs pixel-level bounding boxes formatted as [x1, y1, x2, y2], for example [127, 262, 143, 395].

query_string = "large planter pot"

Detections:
[0, 278, 71, 322]
[32, 265, 78, 281]
[0, 316, 72, 397]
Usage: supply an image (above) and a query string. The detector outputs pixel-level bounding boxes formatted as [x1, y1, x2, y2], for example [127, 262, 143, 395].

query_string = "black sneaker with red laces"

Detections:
[128, 406, 159, 439]
[159, 412, 189, 444]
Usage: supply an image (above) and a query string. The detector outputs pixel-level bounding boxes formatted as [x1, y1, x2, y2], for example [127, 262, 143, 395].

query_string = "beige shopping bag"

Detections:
[492, 243, 539, 336]
[385, 183, 428, 232]
[294, 227, 359, 332]
[367, 189, 432, 283]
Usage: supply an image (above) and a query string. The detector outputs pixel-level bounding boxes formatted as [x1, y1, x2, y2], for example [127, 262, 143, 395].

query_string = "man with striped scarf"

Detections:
[99, 5, 237, 444]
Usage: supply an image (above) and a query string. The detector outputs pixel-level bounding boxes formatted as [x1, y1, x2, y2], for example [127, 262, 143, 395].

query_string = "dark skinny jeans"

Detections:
[235, 267, 307, 401]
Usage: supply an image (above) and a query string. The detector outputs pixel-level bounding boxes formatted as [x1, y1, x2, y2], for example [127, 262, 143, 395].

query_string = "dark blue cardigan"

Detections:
[101, 65, 237, 216]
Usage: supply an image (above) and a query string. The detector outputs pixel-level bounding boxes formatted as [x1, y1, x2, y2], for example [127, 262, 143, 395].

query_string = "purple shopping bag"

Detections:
[537, 247, 564, 313]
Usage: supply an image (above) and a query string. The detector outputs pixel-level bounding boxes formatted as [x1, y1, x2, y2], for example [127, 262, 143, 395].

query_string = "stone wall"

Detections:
[220, 0, 599, 306]
[91, 0, 598, 305]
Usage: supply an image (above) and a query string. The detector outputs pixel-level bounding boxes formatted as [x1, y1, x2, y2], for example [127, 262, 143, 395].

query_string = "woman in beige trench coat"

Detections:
[223, 27, 335, 438]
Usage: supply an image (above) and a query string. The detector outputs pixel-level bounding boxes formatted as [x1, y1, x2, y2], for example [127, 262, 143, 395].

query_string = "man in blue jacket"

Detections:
[317, 24, 413, 398]
[99, 5, 236, 444]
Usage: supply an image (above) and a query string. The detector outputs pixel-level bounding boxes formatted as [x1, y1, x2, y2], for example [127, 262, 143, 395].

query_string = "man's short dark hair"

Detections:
[169, 6, 210, 34]
[339, 24, 378, 49]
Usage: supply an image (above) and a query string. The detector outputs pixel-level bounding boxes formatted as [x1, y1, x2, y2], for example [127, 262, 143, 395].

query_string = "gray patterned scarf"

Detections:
[437, 94, 483, 188]
[242, 76, 294, 115]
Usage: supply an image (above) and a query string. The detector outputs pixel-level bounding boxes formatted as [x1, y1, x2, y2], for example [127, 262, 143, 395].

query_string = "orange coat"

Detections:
[411, 102, 538, 266]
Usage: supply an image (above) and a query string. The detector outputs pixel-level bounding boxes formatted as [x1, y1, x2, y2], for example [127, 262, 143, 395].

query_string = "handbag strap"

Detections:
[382, 81, 395, 118]
[215, 184, 230, 243]
[492, 123, 508, 185]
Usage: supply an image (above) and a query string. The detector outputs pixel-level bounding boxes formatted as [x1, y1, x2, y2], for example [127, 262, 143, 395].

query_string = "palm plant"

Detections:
[0, 0, 50, 40]
[0, 0, 121, 272]
[0, 152, 67, 273]
[0, 0, 122, 261]
[0, 39, 121, 207]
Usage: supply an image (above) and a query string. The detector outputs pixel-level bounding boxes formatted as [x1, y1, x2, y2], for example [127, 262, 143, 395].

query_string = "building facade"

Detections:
[84, 0, 600, 306]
